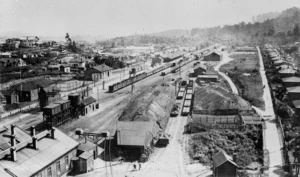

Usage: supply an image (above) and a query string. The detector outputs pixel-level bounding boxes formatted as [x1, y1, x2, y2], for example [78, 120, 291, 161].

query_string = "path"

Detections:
[214, 51, 238, 94]
[256, 46, 286, 177]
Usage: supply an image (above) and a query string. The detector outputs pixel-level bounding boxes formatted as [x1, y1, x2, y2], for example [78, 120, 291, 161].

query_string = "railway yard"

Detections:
[0, 45, 289, 177]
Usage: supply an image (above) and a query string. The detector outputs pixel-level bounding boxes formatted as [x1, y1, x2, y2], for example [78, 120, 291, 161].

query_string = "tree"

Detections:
[293, 24, 300, 36]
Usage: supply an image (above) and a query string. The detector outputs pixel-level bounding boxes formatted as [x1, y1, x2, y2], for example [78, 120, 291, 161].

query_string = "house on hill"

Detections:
[287, 86, 300, 101]
[213, 151, 237, 177]
[84, 64, 112, 81]
[282, 77, 300, 87]
[203, 52, 222, 61]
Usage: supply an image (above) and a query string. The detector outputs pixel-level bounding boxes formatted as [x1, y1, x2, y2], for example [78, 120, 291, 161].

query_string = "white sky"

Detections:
[0, 0, 300, 38]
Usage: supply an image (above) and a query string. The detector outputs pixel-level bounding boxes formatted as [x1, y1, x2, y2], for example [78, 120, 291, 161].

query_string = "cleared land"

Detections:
[193, 85, 252, 111]
[220, 53, 265, 109]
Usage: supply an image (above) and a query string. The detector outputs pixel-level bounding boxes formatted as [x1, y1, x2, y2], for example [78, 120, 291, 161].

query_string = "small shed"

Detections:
[1, 90, 19, 104]
[81, 96, 97, 115]
[213, 151, 237, 177]
[78, 152, 94, 173]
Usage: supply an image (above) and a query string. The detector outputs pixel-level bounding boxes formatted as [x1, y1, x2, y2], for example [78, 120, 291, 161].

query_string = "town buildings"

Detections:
[84, 64, 112, 81]
[0, 126, 79, 177]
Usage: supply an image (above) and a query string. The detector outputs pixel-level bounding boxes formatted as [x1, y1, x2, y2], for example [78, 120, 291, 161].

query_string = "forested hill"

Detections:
[190, 7, 300, 45]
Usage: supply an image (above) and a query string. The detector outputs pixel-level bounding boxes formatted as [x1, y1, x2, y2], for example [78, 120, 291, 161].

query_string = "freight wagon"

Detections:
[181, 106, 191, 116]
[177, 91, 185, 100]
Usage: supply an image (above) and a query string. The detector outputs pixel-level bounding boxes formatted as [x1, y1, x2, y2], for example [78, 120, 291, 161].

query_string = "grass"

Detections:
[188, 125, 263, 168]
[220, 53, 265, 109]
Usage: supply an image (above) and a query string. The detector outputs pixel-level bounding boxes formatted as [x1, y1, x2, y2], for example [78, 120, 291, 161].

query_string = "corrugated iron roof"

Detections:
[213, 151, 237, 168]
[92, 64, 112, 73]
[116, 121, 159, 147]
[82, 96, 96, 106]
[287, 86, 300, 93]
[0, 128, 79, 177]
[282, 77, 300, 83]
[79, 151, 93, 160]
[78, 141, 96, 152]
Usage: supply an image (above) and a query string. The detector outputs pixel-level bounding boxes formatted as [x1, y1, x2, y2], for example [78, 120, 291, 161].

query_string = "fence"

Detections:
[0, 102, 39, 119]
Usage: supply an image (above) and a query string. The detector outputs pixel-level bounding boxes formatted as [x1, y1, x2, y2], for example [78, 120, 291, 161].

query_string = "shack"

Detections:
[213, 151, 237, 177]
[197, 75, 218, 83]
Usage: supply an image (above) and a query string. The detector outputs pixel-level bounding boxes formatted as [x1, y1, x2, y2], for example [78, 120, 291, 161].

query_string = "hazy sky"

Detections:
[0, 0, 300, 38]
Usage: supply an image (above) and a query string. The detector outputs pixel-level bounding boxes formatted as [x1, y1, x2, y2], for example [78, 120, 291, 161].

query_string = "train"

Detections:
[108, 63, 173, 93]
[108, 56, 195, 93]
[181, 80, 194, 116]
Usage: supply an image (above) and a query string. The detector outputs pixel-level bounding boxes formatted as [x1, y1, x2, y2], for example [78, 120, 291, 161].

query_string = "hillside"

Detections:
[150, 29, 190, 38]
[193, 85, 252, 111]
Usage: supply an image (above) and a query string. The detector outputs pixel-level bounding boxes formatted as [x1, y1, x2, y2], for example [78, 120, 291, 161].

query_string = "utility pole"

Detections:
[102, 64, 105, 90]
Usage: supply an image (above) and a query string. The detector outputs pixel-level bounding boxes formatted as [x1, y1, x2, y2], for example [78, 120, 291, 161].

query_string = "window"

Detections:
[56, 161, 61, 175]
[47, 167, 52, 177]
[65, 155, 69, 170]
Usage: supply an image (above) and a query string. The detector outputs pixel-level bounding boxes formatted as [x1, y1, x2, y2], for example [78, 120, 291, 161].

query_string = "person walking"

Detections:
[133, 164, 136, 171]
[139, 163, 141, 170]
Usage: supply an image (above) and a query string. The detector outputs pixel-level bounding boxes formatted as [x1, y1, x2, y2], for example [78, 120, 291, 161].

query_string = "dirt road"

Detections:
[214, 51, 238, 94]
[256, 46, 287, 177]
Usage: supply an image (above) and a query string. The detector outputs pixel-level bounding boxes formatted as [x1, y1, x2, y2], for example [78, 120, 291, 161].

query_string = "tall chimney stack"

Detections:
[51, 128, 55, 139]
[30, 126, 36, 137]
[10, 148, 17, 162]
[11, 124, 15, 135]
[10, 135, 16, 147]
[233, 153, 237, 163]
[32, 137, 38, 150]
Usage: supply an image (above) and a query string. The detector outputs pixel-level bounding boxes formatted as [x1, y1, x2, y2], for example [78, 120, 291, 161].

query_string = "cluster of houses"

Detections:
[265, 44, 300, 114]
[192, 51, 222, 84]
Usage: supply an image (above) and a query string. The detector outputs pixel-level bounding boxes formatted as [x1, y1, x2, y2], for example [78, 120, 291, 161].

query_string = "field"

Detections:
[220, 53, 265, 109]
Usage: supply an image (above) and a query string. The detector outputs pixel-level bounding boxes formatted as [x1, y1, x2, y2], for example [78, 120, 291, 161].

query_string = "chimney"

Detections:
[10, 148, 17, 162]
[233, 153, 237, 163]
[10, 135, 16, 147]
[30, 126, 36, 137]
[11, 124, 15, 135]
[51, 128, 55, 139]
[32, 137, 38, 150]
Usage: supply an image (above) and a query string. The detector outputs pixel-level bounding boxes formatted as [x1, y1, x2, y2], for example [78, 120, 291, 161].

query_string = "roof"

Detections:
[0, 126, 31, 152]
[292, 100, 300, 108]
[44, 103, 61, 109]
[14, 79, 56, 91]
[92, 64, 113, 73]
[198, 75, 218, 79]
[213, 151, 237, 168]
[0, 128, 79, 177]
[116, 121, 159, 147]
[278, 69, 296, 74]
[287, 86, 300, 93]
[0, 90, 17, 96]
[79, 151, 93, 160]
[82, 96, 97, 106]
[204, 51, 221, 57]
[78, 141, 97, 152]
[282, 77, 300, 83]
